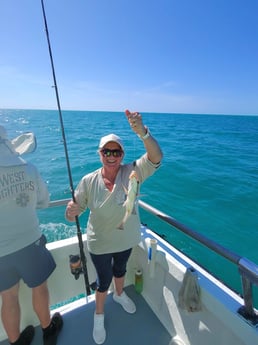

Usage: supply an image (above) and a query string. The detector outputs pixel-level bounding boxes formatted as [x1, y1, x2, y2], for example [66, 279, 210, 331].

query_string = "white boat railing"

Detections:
[48, 198, 258, 326]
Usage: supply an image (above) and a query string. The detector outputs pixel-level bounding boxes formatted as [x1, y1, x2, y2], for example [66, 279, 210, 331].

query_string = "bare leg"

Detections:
[95, 290, 108, 314]
[1, 283, 21, 343]
[114, 276, 125, 295]
[32, 281, 51, 328]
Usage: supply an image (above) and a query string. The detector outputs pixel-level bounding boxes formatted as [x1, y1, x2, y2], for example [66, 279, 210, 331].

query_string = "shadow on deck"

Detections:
[0, 285, 171, 345]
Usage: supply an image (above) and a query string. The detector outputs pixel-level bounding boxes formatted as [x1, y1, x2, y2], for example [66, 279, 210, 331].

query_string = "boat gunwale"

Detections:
[48, 197, 258, 325]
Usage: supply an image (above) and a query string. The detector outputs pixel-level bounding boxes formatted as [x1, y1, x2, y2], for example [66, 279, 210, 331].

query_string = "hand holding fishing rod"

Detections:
[66, 202, 80, 219]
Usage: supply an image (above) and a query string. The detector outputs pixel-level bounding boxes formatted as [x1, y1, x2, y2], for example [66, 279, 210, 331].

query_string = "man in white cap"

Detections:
[66, 110, 163, 344]
[0, 126, 63, 345]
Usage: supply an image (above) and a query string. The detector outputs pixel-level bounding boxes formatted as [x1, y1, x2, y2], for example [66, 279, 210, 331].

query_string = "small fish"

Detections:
[117, 170, 139, 230]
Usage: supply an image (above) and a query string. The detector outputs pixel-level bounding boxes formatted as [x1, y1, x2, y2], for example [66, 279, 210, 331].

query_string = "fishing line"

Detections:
[40, 0, 91, 296]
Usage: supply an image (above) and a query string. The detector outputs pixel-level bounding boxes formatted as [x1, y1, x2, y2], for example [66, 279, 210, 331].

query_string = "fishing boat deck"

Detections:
[0, 285, 171, 345]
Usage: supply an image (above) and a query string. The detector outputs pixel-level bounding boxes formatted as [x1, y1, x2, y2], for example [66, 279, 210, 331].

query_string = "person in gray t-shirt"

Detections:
[0, 126, 63, 345]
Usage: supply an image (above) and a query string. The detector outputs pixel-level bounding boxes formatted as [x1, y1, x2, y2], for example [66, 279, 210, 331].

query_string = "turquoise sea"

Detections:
[1, 109, 258, 304]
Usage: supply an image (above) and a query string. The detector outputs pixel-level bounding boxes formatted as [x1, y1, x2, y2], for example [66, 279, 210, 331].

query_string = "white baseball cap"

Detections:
[99, 133, 124, 151]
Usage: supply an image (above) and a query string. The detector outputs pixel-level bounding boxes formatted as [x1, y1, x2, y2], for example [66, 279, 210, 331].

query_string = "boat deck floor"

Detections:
[0, 285, 171, 345]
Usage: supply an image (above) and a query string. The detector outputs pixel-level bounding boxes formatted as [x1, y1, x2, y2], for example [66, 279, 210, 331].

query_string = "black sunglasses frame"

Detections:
[101, 148, 123, 157]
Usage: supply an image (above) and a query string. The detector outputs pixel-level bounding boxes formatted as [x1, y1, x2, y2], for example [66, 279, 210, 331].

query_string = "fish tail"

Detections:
[117, 223, 124, 230]
[117, 211, 129, 230]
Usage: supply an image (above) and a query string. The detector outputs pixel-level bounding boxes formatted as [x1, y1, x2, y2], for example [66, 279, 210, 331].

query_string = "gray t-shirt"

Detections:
[0, 162, 49, 256]
[75, 153, 160, 254]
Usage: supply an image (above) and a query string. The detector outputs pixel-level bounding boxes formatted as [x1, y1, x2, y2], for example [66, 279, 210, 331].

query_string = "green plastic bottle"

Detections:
[135, 269, 143, 294]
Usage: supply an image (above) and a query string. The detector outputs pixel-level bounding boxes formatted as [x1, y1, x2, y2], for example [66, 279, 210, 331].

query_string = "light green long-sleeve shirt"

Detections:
[75, 154, 160, 255]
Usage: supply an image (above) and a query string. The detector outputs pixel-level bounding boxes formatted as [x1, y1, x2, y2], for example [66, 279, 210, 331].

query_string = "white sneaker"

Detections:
[93, 313, 106, 344]
[113, 291, 136, 314]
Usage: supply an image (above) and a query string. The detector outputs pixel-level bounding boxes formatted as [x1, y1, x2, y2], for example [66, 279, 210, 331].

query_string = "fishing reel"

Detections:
[69, 254, 97, 291]
[69, 254, 83, 280]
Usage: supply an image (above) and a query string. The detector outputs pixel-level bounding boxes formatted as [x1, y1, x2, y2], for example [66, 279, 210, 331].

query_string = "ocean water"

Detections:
[1, 109, 258, 303]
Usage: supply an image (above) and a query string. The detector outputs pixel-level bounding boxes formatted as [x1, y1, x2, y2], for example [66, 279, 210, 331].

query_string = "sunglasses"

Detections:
[101, 148, 123, 157]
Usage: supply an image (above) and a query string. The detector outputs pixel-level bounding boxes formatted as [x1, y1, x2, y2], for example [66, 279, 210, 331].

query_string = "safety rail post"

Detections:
[238, 257, 258, 325]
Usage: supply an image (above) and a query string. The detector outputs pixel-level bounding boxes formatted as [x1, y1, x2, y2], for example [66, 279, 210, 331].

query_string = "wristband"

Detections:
[139, 127, 150, 140]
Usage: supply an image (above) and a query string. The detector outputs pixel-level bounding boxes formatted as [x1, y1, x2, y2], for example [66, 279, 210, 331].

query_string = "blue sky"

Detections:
[0, 0, 258, 115]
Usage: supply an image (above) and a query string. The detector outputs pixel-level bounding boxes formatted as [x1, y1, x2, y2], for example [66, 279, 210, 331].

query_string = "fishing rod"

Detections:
[40, 0, 91, 296]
